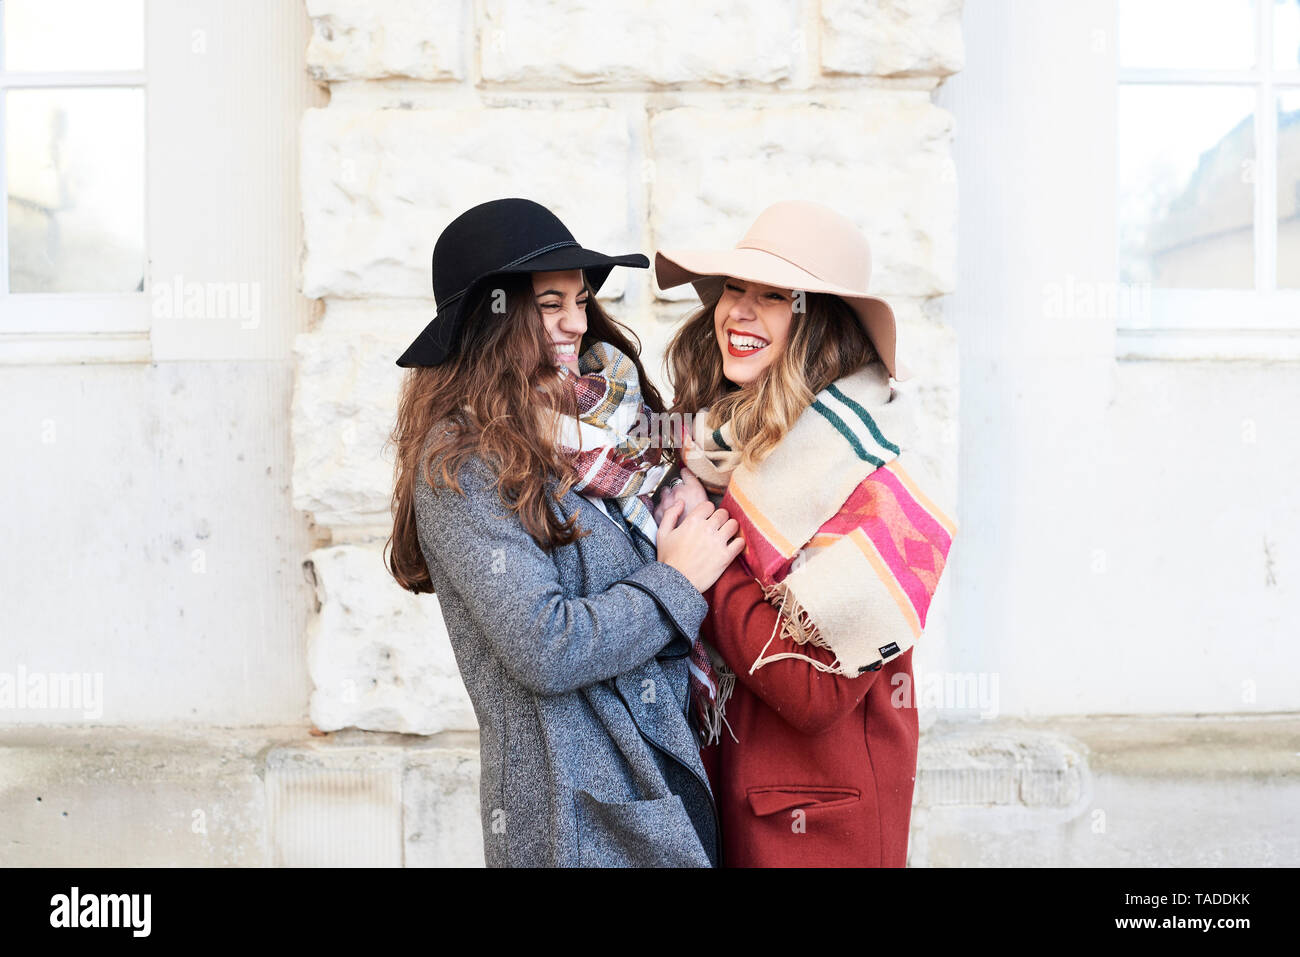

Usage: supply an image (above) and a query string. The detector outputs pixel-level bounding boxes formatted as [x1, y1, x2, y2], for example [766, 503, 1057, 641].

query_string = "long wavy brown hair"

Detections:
[386, 272, 666, 594]
[666, 280, 877, 467]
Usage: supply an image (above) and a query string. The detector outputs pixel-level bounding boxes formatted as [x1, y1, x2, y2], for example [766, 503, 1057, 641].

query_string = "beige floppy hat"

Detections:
[655, 200, 910, 381]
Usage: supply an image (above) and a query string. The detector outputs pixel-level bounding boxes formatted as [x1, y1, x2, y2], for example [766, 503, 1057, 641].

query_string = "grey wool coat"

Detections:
[413, 445, 721, 867]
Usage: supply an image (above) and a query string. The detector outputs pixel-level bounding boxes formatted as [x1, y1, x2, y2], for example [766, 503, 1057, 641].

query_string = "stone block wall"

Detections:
[294, 0, 963, 736]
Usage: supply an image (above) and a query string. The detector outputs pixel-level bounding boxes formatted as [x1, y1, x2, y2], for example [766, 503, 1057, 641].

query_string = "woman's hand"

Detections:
[656, 500, 745, 593]
[652, 466, 710, 525]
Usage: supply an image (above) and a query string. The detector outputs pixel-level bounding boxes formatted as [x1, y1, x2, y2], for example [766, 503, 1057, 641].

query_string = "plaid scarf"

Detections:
[556, 341, 724, 740]
[683, 359, 956, 685]
[556, 340, 668, 544]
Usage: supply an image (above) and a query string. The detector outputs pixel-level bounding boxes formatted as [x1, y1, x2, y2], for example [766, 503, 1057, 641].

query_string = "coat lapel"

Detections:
[556, 488, 703, 770]
[613, 670, 702, 773]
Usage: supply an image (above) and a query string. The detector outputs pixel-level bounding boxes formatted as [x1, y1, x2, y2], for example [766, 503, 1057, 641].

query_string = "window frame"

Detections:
[0, 1, 151, 363]
[1116, 0, 1300, 360]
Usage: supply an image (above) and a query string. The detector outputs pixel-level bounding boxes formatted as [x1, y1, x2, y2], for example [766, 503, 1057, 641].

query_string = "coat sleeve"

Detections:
[702, 558, 883, 736]
[414, 454, 709, 697]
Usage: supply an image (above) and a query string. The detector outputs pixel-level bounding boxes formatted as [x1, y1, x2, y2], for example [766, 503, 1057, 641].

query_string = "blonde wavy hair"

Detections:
[665, 280, 877, 466]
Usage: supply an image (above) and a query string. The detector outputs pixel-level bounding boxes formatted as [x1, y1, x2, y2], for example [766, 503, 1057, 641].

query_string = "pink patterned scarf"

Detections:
[683, 359, 957, 684]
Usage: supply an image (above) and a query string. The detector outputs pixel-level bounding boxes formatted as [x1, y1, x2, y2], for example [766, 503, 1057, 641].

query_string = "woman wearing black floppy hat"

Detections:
[385, 198, 742, 867]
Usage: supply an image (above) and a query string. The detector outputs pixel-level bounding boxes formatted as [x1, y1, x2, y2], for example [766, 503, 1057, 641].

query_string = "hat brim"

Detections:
[396, 247, 648, 368]
[654, 247, 907, 381]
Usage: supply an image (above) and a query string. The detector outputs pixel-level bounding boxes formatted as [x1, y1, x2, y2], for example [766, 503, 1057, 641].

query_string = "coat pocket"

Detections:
[746, 785, 862, 816]
[573, 789, 711, 868]
[741, 785, 869, 867]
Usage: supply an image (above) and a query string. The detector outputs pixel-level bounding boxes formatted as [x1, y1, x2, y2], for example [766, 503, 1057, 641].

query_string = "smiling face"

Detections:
[713, 277, 796, 385]
[531, 269, 589, 371]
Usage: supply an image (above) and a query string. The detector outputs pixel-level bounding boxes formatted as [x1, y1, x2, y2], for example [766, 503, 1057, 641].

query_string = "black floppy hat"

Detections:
[395, 198, 649, 367]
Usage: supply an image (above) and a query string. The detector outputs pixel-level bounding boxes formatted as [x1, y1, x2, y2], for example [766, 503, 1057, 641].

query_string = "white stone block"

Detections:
[821, 0, 965, 79]
[305, 544, 477, 735]
[266, 747, 404, 866]
[291, 312, 412, 527]
[0, 727, 279, 866]
[305, 0, 465, 81]
[480, 0, 798, 86]
[917, 728, 1087, 808]
[649, 96, 958, 301]
[300, 106, 641, 300]
[891, 301, 960, 490]
[404, 747, 485, 866]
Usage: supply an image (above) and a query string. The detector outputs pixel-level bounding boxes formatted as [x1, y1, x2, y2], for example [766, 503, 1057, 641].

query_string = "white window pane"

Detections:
[1278, 0, 1300, 70]
[1119, 86, 1255, 288]
[1119, 0, 1257, 69]
[1280, 90, 1300, 287]
[3, 0, 144, 72]
[6, 88, 146, 293]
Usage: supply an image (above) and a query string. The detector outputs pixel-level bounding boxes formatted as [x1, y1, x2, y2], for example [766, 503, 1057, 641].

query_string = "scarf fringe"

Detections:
[697, 660, 738, 747]
[748, 581, 853, 677]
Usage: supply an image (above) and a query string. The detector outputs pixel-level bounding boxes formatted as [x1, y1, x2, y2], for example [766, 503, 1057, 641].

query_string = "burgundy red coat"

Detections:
[698, 558, 919, 868]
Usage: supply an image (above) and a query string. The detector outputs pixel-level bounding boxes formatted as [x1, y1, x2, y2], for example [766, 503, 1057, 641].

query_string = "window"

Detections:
[1117, 0, 1300, 357]
[0, 0, 150, 361]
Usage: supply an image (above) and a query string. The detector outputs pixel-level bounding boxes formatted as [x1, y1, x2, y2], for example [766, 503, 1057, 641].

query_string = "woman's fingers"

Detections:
[661, 498, 685, 532]
[653, 485, 678, 523]
[687, 500, 714, 522]
[672, 465, 709, 512]
[679, 467, 706, 493]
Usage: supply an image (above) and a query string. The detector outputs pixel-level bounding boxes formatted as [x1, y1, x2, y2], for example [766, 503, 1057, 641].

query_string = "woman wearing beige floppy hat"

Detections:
[653, 200, 956, 867]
